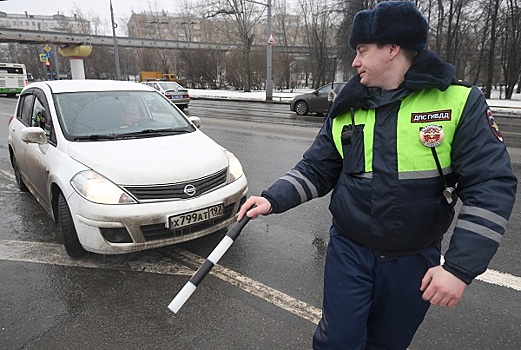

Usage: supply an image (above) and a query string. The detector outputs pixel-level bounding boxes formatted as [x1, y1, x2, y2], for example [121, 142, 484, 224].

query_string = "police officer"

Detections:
[238, 1, 517, 349]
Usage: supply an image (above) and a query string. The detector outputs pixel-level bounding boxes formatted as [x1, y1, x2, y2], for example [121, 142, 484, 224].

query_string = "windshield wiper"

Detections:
[118, 128, 192, 137]
[73, 134, 118, 141]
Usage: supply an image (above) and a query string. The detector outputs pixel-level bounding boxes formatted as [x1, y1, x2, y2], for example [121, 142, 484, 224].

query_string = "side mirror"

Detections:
[189, 116, 201, 128]
[21, 127, 47, 144]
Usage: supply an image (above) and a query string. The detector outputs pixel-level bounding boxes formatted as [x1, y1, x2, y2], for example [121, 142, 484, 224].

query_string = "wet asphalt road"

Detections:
[1, 97, 520, 349]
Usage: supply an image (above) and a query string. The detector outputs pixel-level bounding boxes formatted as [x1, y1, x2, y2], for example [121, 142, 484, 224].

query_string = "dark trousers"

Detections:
[313, 226, 441, 350]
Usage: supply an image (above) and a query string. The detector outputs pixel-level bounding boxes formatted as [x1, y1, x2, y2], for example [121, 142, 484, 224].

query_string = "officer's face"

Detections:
[352, 43, 393, 89]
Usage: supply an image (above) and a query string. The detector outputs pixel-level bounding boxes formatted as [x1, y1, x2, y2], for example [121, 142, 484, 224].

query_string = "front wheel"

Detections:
[11, 154, 29, 192]
[294, 101, 309, 115]
[58, 193, 87, 258]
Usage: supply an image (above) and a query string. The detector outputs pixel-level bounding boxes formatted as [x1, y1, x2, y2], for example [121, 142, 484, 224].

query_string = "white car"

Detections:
[7, 80, 248, 258]
[142, 80, 190, 110]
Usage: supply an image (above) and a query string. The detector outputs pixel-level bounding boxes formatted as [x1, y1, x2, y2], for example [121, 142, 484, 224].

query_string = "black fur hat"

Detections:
[349, 1, 428, 52]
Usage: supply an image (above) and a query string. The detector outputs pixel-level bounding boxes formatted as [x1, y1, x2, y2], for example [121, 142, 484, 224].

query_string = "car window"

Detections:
[158, 82, 182, 91]
[17, 94, 35, 126]
[317, 85, 331, 96]
[31, 96, 52, 141]
[54, 91, 194, 140]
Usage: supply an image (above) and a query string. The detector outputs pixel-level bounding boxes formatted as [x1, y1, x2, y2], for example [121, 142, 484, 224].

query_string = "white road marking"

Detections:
[170, 248, 323, 323]
[1, 239, 520, 326]
[477, 268, 521, 291]
[441, 255, 521, 291]
[0, 239, 322, 323]
[0, 239, 193, 275]
[0, 169, 15, 180]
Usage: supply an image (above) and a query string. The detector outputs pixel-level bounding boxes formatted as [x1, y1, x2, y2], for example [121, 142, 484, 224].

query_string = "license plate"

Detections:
[168, 204, 224, 229]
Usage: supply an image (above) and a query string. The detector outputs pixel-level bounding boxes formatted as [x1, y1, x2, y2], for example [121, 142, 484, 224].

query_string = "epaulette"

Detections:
[451, 78, 473, 87]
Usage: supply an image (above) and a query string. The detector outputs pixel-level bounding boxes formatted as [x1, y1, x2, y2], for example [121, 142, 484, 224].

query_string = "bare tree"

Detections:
[299, 0, 341, 89]
[202, 0, 266, 92]
[499, 0, 521, 98]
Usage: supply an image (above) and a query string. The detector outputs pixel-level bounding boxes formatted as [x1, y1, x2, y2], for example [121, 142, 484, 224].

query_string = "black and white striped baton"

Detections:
[167, 214, 251, 313]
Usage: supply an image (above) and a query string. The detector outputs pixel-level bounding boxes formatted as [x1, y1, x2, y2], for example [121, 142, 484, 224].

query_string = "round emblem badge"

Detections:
[419, 125, 444, 148]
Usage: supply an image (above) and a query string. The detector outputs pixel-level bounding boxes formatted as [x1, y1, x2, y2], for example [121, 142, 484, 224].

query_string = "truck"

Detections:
[139, 71, 185, 85]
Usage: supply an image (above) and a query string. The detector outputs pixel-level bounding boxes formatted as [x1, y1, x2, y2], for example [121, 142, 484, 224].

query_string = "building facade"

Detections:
[0, 11, 90, 34]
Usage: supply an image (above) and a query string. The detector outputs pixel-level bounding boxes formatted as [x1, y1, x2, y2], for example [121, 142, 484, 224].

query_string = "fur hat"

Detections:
[349, 1, 428, 52]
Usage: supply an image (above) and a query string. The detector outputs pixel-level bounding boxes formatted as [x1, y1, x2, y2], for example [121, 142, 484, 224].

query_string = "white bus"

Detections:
[0, 62, 28, 97]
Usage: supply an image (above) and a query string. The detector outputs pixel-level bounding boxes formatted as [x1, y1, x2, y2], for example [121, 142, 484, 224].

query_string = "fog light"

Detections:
[100, 228, 133, 243]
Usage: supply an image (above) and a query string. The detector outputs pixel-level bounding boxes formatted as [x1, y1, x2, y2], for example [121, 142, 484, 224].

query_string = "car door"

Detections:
[9, 92, 36, 181]
[312, 85, 331, 114]
[22, 89, 55, 212]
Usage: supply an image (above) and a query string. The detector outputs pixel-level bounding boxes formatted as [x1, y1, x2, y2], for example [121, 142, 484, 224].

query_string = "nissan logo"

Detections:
[184, 184, 196, 197]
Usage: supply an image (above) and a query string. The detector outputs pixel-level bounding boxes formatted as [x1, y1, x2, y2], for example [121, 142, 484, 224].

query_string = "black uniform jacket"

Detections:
[261, 50, 517, 284]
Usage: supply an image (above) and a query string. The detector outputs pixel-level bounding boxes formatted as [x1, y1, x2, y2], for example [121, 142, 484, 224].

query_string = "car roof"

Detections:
[25, 80, 151, 94]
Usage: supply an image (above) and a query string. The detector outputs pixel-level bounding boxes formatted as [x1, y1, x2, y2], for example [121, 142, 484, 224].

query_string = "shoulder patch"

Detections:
[486, 108, 504, 142]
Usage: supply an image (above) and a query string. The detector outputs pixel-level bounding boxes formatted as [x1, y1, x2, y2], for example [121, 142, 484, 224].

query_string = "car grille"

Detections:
[123, 168, 227, 201]
[141, 202, 236, 241]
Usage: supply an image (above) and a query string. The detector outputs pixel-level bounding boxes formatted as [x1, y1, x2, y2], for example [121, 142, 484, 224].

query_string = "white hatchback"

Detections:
[7, 80, 248, 258]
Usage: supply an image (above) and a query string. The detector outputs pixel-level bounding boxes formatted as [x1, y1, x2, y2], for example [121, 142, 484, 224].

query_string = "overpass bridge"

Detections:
[0, 27, 310, 54]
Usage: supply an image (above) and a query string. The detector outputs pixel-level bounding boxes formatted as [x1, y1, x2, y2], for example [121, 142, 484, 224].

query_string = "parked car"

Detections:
[7, 80, 248, 258]
[142, 80, 190, 110]
[290, 82, 347, 116]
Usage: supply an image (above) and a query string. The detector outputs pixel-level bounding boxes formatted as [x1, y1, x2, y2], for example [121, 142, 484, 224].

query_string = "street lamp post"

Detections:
[266, 0, 273, 101]
[110, 0, 121, 80]
[248, 0, 273, 101]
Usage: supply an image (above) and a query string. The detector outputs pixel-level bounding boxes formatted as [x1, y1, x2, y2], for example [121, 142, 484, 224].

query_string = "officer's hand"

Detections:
[420, 265, 467, 308]
[237, 196, 271, 221]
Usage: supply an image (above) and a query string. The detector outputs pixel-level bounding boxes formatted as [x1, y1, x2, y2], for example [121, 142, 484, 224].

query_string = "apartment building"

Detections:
[0, 11, 90, 34]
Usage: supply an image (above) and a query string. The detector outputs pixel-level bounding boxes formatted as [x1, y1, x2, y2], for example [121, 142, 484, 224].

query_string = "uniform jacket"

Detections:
[261, 49, 517, 284]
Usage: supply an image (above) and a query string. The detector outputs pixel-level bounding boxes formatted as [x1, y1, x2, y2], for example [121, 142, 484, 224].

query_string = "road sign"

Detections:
[39, 54, 48, 62]
[268, 34, 275, 45]
[44, 45, 52, 52]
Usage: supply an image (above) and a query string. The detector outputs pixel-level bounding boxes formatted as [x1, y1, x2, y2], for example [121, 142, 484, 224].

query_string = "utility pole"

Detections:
[110, 0, 121, 80]
[266, 0, 273, 101]
[247, 0, 273, 101]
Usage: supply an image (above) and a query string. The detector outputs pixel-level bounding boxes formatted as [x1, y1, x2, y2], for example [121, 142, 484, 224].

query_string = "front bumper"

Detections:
[68, 176, 248, 254]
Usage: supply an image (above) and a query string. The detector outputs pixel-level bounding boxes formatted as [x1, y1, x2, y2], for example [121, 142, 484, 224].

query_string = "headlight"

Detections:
[225, 150, 244, 182]
[70, 170, 136, 204]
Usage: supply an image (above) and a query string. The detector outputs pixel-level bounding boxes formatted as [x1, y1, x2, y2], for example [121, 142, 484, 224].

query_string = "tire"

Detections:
[58, 193, 87, 258]
[294, 101, 309, 115]
[11, 154, 29, 192]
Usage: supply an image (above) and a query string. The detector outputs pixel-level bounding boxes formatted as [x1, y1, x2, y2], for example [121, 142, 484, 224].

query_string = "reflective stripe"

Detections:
[398, 167, 452, 180]
[280, 174, 308, 203]
[353, 173, 373, 179]
[288, 169, 319, 198]
[460, 206, 508, 228]
[456, 220, 503, 243]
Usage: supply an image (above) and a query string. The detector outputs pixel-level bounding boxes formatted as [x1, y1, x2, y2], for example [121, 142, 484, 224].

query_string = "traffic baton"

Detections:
[167, 214, 251, 313]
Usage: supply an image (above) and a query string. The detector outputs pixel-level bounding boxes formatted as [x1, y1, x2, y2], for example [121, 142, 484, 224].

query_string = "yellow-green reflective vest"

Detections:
[332, 85, 471, 178]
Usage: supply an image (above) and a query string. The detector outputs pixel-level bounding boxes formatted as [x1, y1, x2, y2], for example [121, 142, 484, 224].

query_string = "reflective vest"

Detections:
[332, 85, 472, 179]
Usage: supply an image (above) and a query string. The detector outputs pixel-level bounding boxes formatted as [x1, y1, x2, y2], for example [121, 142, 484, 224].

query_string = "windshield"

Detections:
[54, 90, 194, 140]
